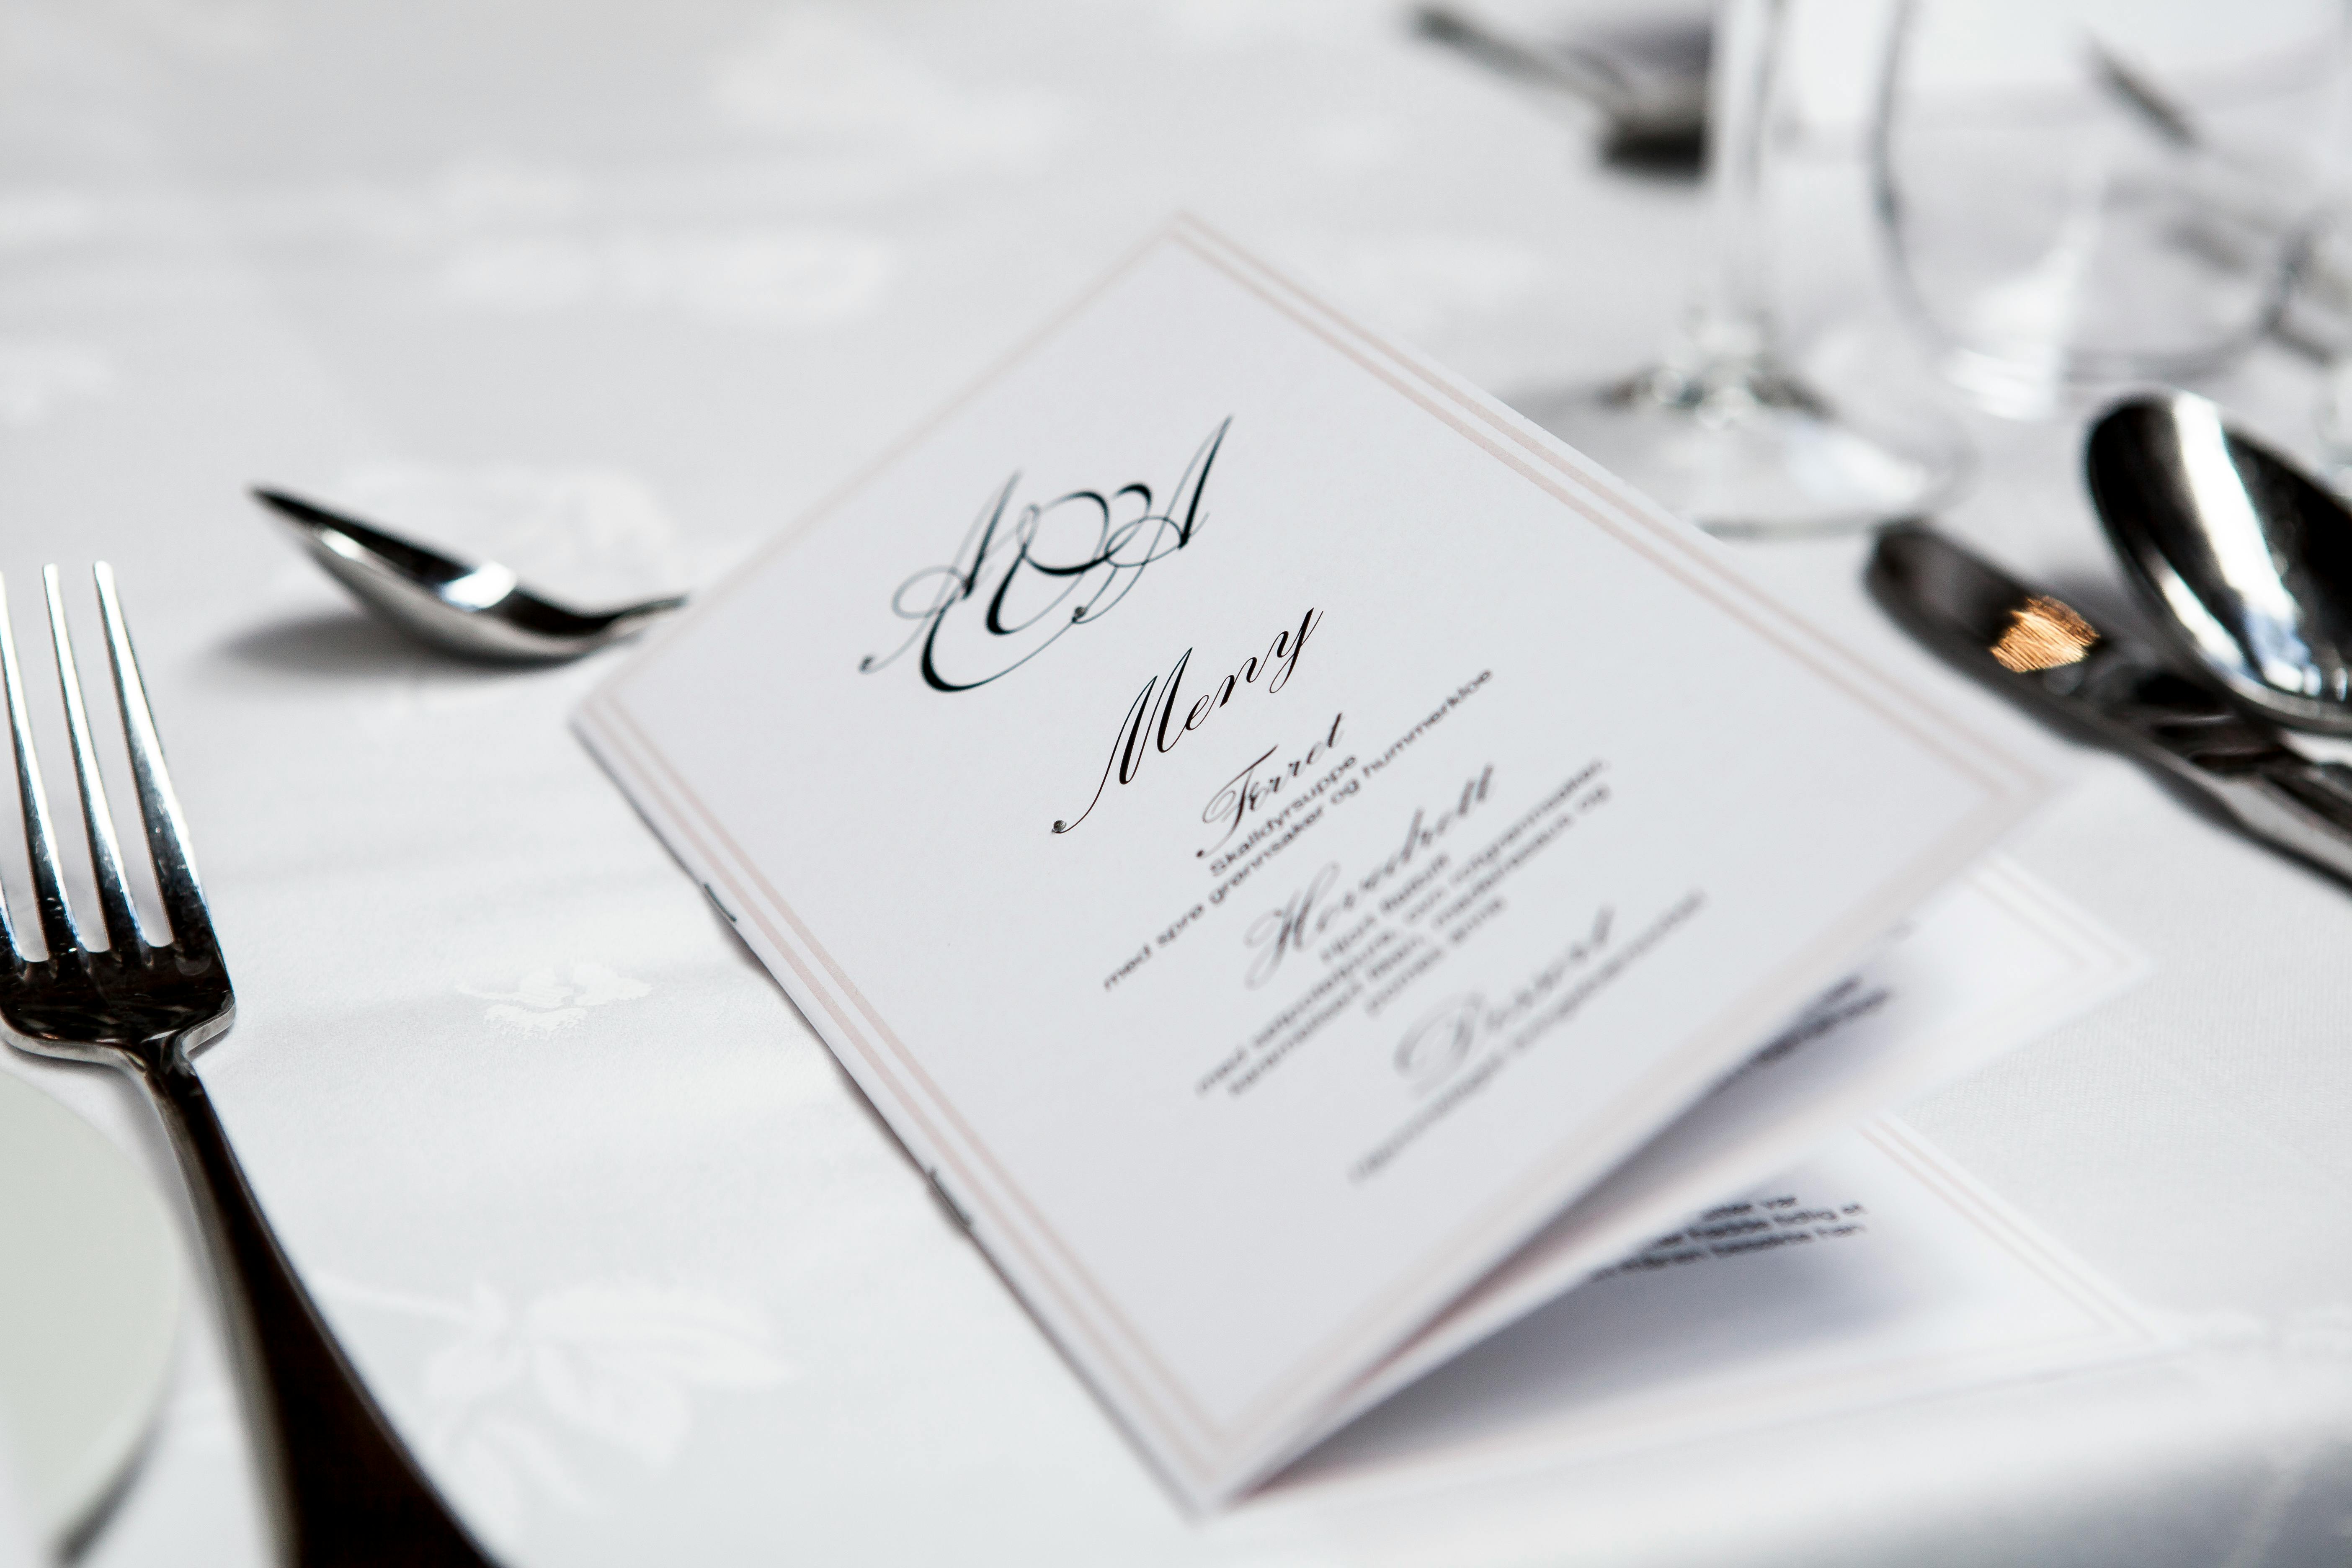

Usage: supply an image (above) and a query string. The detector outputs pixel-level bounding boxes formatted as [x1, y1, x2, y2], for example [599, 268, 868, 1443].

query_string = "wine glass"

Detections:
[1518, 0, 1968, 536]
[1874, 0, 2352, 420]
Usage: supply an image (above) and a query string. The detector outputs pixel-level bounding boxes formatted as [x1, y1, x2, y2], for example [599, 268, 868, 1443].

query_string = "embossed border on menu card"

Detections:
[576, 215, 2045, 1501]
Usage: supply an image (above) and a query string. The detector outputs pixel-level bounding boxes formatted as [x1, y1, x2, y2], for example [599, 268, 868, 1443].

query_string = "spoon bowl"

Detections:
[2085, 392, 2352, 732]
[252, 487, 686, 663]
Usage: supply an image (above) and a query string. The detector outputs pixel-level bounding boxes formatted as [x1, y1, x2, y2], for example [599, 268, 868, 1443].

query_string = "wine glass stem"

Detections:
[1678, 0, 1786, 377]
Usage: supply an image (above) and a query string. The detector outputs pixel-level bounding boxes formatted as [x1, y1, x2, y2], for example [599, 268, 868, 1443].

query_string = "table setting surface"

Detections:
[1, 2, 2349, 1565]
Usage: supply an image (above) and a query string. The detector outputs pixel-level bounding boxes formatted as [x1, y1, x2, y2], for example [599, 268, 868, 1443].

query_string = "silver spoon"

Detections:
[2085, 392, 2352, 733]
[251, 487, 686, 663]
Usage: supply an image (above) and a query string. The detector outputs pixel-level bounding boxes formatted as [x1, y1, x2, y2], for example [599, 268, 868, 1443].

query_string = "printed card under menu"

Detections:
[576, 220, 2043, 1504]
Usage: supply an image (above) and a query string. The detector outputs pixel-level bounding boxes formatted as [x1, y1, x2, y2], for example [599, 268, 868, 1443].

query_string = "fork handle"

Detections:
[144, 1047, 500, 1568]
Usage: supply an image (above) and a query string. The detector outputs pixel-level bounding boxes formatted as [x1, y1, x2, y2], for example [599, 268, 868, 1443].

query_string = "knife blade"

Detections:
[1867, 521, 2352, 884]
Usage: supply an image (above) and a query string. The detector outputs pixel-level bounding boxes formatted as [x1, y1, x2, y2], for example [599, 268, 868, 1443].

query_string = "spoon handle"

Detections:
[1868, 523, 2352, 891]
[2230, 758, 2352, 884]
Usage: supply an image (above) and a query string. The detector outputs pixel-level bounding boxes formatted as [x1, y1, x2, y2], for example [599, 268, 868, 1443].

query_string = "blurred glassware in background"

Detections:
[1875, 0, 2352, 420]
[1515, 0, 1969, 536]
[1412, 3, 1713, 174]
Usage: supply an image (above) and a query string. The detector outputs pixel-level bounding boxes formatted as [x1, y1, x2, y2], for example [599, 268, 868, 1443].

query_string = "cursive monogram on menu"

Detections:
[861, 420, 1231, 692]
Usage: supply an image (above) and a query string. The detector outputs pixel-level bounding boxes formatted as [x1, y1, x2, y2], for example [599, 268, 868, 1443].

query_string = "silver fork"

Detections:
[0, 565, 498, 1567]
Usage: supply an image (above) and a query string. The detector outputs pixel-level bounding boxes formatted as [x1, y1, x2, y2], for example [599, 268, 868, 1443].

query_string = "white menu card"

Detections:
[577, 219, 2045, 1503]
[1277, 1116, 2157, 1504]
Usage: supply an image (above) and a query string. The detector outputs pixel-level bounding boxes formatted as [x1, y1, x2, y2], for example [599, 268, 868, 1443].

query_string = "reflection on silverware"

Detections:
[1411, 4, 1709, 173]
[2086, 392, 2352, 733]
[1988, 594, 2099, 673]
[251, 486, 686, 663]
[0, 565, 502, 1566]
[1867, 521, 2352, 885]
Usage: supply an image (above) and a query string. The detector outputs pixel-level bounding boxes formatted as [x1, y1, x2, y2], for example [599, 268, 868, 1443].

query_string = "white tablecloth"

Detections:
[2, 2, 2348, 1563]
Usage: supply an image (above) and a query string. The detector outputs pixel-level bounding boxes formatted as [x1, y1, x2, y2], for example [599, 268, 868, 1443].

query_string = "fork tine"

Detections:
[45, 567, 144, 956]
[92, 563, 214, 951]
[0, 572, 82, 961]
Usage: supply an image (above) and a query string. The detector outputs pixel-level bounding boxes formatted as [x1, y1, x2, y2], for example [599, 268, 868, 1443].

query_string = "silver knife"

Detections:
[1868, 521, 2352, 883]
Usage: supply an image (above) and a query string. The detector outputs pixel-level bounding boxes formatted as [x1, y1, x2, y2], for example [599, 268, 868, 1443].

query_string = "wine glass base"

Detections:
[1514, 366, 1969, 538]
